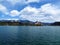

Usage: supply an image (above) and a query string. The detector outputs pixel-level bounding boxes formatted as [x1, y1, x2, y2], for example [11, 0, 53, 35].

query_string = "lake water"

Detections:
[0, 26, 60, 45]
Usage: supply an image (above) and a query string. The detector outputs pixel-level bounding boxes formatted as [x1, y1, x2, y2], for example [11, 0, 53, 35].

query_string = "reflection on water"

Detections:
[0, 26, 60, 45]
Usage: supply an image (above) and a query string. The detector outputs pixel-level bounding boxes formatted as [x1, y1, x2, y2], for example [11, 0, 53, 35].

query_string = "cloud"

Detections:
[20, 6, 39, 15]
[6, 0, 26, 5]
[10, 10, 20, 17]
[0, 1, 60, 23]
[6, 18, 19, 20]
[6, 0, 40, 5]
[40, 3, 60, 22]
[19, 3, 60, 23]
[40, 3, 59, 15]
[26, 0, 40, 3]
[20, 6, 43, 22]
[7, 3, 60, 22]
[1, 18, 19, 20]
[0, 4, 8, 15]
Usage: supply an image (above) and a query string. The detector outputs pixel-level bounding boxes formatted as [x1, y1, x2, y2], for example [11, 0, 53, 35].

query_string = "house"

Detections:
[35, 21, 42, 26]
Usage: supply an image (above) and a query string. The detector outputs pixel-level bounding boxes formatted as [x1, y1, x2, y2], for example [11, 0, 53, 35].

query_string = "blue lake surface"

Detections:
[0, 26, 60, 45]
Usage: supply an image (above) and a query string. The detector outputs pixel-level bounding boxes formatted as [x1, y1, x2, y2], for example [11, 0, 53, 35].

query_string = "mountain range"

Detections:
[0, 20, 60, 26]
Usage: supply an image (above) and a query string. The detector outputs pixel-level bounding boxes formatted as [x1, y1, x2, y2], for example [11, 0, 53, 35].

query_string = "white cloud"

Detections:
[26, 0, 40, 3]
[6, 0, 26, 5]
[6, 0, 18, 5]
[40, 3, 60, 15]
[2, 18, 19, 20]
[40, 3, 60, 22]
[6, 0, 40, 5]
[0, 2, 60, 23]
[10, 10, 20, 17]
[0, 4, 20, 17]
[0, 4, 8, 14]
[20, 3, 60, 22]
[20, 6, 39, 15]
[20, 6, 43, 22]
[6, 18, 19, 20]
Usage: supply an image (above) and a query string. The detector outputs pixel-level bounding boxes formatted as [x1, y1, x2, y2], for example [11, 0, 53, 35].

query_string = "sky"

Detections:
[0, 0, 60, 23]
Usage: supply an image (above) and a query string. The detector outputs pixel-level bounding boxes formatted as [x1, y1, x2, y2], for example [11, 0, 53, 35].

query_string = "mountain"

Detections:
[51, 22, 60, 26]
[42, 23, 52, 26]
[0, 20, 42, 26]
[1, 20, 59, 26]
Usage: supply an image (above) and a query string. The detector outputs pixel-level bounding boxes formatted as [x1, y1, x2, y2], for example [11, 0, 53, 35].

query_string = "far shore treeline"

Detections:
[0, 20, 60, 26]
